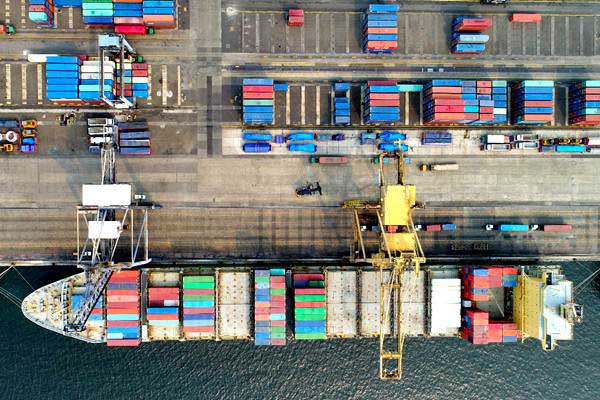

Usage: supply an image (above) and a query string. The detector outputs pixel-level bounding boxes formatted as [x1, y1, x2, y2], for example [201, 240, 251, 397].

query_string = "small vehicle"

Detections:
[568, 138, 585, 145]
[4, 130, 19, 143]
[89, 136, 113, 145]
[0, 23, 15, 35]
[88, 126, 114, 135]
[22, 129, 37, 138]
[515, 134, 539, 141]
[287, 9, 304, 27]
[296, 182, 322, 197]
[288, 143, 317, 153]
[481, 0, 507, 4]
[21, 119, 37, 129]
[540, 138, 553, 146]
[553, 138, 571, 145]
[134, 193, 147, 201]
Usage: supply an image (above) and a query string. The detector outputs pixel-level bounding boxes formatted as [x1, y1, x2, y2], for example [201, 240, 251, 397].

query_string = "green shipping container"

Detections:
[295, 295, 326, 302]
[307, 281, 325, 288]
[270, 268, 286, 276]
[183, 282, 215, 289]
[255, 277, 270, 284]
[270, 288, 285, 295]
[183, 295, 214, 301]
[295, 333, 327, 340]
[295, 313, 326, 321]
[270, 331, 286, 339]
[295, 308, 326, 316]
[270, 326, 285, 333]
[183, 276, 214, 283]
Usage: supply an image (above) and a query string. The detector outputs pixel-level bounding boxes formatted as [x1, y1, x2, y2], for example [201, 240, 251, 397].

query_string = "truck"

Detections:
[483, 143, 511, 151]
[415, 223, 457, 232]
[541, 224, 572, 232]
[88, 126, 114, 136]
[287, 132, 315, 141]
[420, 162, 458, 172]
[514, 141, 539, 150]
[515, 134, 539, 141]
[484, 134, 513, 144]
[88, 118, 114, 127]
[485, 224, 538, 232]
[308, 156, 348, 164]
[287, 9, 304, 27]
[288, 143, 317, 153]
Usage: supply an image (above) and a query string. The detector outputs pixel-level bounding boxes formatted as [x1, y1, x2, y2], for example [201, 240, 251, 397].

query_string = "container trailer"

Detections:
[420, 163, 459, 172]
[308, 156, 348, 164]
[287, 132, 315, 141]
[484, 134, 513, 144]
[541, 224, 572, 232]
[485, 224, 538, 232]
[288, 143, 317, 153]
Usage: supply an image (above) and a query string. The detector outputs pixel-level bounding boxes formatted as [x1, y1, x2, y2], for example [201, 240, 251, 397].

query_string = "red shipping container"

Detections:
[147, 314, 178, 321]
[365, 41, 398, 50]
[270, 307, 285, 314]
[183, 326, 214, 333]
[480, 106, 494, 113]
[270, 301, 285, 308]
[90, 308, 103, 315]
[368, 80, 397, 86]
[369, 93, 400, 100]
[425, 224, 442, 232]
[583, 95, 600, 101]
[370, 99, 400, 107]
[425, 93, 462, 99]
[364, 27, 398, 35]
[522, 100, 553, 107]
[478, 114, 494, 121]
[107, 339, 140, 347]
[294, 288, 326, 295]
[270, 282, 286, 289]
[270, 320, 286, 327]
[270, 295, 285, 303]
[477, 81, 492, 88]
[243, 85, 274, 93]
[106, 301, 139, 309]
[510, 13, 541, 23]
[503, 267, 519, 275]
[430, 99, 465, 106]
[256, 301, 270, 308]
[477, 87, 492, 94]
[183, 289, 214, 295]
[255, 313, 270, 321]
[255, 308, 270, 315]
[183, 307, 214, 314]
[243, 92, 273, 99]
[428, 86, 463, 94]
[107, 289, 138, 296]
[520, 114, 553, 122]
[427, 112, 466, 120]
[107, 320, 139, 328]
[270, 276, 285, 283]
[293, 273, 324, 281]
[270, 339, 286, 345]
[470, 337, 489, 345]
[295, 301, 326, 308]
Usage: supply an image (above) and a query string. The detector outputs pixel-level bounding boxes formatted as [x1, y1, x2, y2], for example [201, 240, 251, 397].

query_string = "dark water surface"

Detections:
[1, 265, 599, 400]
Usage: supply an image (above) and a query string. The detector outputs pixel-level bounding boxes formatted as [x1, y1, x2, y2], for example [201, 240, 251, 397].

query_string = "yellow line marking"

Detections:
[161, 64, 168, 106]
[21, 64, 27, 105]
[147, 64, 153, 105]
[36, 63, 42, 104]
[5, 63, 11, 104]
[177, 64, 182, 106]
[68, 7, 74, 29]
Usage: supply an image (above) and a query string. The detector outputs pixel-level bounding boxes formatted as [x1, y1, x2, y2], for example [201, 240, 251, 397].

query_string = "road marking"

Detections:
[551, 16, 555, 55]
[161, 64, 168, 106]
[404, 14, 409, 55]
[565, 16, 570, 56]
[285, 86, 290, 125]
[271, 13, 276, 53]
[315, 14, 320, 53]
[241, 14, 245, 50]
[21, 64, 27, 105]
[301, 85, 305, 125]
[595, 17, 599, 55]
[285, 22, 289, 53]
[68, 7, 74, 29]
[405, 92, 409, 125]
[536, 20, 541, 56]
[20, 0, 26, 27]
[5, 0, 10, 23]
[5, 64, 11, 105]
[329, 14, 335, 53]
[255, 13, 259, 52]
[507, 20, 512, 56]
[315, 86, 320, 125]
[147, 64, 153, 104]
[36, 63, 42, 104]
[579, 16, 584, 56]
[300, 16, 305, 53]
[521, 24, 526, 56]
[345, 14, 350, 54]
[177, 65, 181, 106]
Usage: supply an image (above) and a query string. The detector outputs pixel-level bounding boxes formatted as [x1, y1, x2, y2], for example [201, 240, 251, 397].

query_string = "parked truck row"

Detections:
[482, 134, 599, 152]
[485, 224, 572, 232]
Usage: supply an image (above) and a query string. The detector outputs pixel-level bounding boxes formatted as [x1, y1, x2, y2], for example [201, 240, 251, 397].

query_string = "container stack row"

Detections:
[147, 287, 179, 328]
[363, 80, 400, 124]
[241, 132, 273, 153]
[71, 290, 103, 324]
[362, 4, 399, 53]
[115, 59, 149, 101]
[293, 273, 327, 340]
[46, 56, 80, 102]
[423, 80, 507, 125]
[511, 80, 554, 125]
[113, 1, 145, 34]
[462, 266, 489, 302]
[569, 80, 600, 125]
[118, 120, 151, 155]
[105, 270, 141, 346]
[451, 17, 492, 54]
[182, 275, 215, 339]
[254, 268, 286, 346]
[243, 79, 275, 125]
[333, 83, 351, 125]
[28, 0, 55, 27]
[488, 321, 519, 343]
[462, 309, 489, 345]
[377, 131, 407, 152]
[421, 131, 452, 145]
[79, 60, 115, 101]
[82, 0, 113, 26]
[142, 0, 177, 28]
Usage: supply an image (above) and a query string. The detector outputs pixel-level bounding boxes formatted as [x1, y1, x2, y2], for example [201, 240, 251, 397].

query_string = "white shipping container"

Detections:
[82, 184, 132, 207]
[587, 137, 600, 146]
[88, 221, 122, 239]
[28, 54, 59, 63]
[493, 108, 507, 115]
[485, 134, 511, 144]
[81, 73, 114, 80]
[82, 60, 116, 68]
[81, 66, 114, 73]
[132, 77, 149, 84]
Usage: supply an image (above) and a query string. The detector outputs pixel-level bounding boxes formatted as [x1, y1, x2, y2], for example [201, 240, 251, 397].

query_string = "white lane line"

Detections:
[21, 64, 27, 105]
[315, 14, 320, 53]
[5, 0, 10, 23]
[551, 16, 555, 56]
[301, 85, 305, 125]
[536, 19, 541, 56]
[315, 86, 320, 126]
[405, 92, 409, 125]
[255, 13, 260, 52]
[147, 64, 153, 104]
[345, 14, 350, 53]
[20, 0, 26, 27]
[68, 7, 74, 29]
[241, 14, 246, 50]
[37, 63, 42, 104]
[161, 64, 168, 106]
[177, 65, 182, 106]
[5, 64, 12, 105]
[286, 87, 290, 125]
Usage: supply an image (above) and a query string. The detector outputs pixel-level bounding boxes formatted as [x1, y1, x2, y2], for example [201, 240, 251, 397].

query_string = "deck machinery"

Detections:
[343, 151, 425, 380]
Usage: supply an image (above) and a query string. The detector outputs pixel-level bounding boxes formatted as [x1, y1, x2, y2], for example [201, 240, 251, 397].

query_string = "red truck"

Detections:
[287, 9, 304, 27]
[309, 156, 348, 164]
[541, 224, 572, 232]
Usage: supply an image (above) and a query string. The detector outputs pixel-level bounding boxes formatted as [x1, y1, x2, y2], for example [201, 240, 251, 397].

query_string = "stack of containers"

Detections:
[182, 275, 215, 339]
[293, 273, 326, 340]
[46, 56, 80, 102]
[364, 80, 400, 124]
[333, 83, 351, 125]
[451, 17, 492, 54]
[512, 80, 554, 125]
[143, 0, 177, 29]
[118, 120, 151, 155]
[146, 287, 179, 328]
[82, 0, 114, 26]
[487, 320, 503, 343]
[462, 266, 489, 302]
[243, 79, 275, 125]
[113, 0, 144, 34]
[105, 270, 141, 346]
[499, 320, 519, 343]
[115, 59, 149, 102]
[28, 0, 55, 27]
[79, 59, 115, 101]
[71, 291, 103, 324]
[502, 267, 519, 287]
[423, 80, 508, 125]
[377, 131, 407, 152]
[569, 81, 600, 125]
[254, 269, 287, 346]
[461, 309, 489, 345]
[421, 132, 452, 145]
[362, 4, 399, 53]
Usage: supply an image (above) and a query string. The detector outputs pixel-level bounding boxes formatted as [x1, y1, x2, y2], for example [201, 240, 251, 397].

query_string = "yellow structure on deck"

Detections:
[343, 152, 425, 380]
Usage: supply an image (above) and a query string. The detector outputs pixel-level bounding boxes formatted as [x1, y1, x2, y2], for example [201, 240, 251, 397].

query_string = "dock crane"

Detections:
[63, 124, 156, 332]
[343, 149, 425, 380]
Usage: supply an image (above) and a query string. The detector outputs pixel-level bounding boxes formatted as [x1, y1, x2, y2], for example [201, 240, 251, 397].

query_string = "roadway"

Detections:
[1, 1, 600, 264]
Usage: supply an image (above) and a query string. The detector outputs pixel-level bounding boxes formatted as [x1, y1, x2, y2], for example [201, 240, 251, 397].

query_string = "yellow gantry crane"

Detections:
[343, 150, 425, 380]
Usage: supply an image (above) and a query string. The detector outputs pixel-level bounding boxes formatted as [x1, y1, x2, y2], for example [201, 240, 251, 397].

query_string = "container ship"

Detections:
[22, 264, 580, 352]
